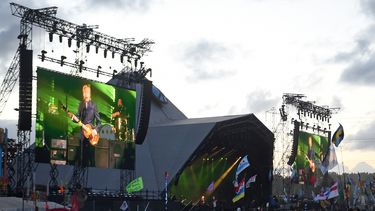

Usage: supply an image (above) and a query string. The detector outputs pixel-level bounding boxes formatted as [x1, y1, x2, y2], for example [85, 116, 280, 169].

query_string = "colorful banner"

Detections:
[236, 155, 250, 179]
[332, 124, 344, 147]
[233, 177, 245, 203]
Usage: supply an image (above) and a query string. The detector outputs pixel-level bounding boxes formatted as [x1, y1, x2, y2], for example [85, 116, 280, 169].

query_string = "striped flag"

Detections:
[245, 174, 257, 188]
[332, 124, 344, 147]
[327, 182, 339, 199]
[236, 155, 250, 179]
[314, 182, 339, 201]
[232, 177, 245, 203]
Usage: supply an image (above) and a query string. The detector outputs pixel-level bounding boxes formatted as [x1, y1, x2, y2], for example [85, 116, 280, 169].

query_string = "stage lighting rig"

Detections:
[282, 93, 339, 123]
[9, 3, 154, 59]
[37, 54, 114, 77]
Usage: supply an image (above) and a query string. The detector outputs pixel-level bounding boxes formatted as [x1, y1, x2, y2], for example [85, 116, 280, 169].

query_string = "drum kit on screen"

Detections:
[99, 114, 135, 142]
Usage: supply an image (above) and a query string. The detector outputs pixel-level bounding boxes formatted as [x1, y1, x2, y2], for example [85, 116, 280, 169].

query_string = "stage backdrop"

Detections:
[294, 131, 329, 186]
[35, 67, 136, 170]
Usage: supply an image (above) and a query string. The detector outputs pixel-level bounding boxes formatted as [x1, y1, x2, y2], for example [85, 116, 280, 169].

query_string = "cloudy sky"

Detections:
[1, 0, 375, 173]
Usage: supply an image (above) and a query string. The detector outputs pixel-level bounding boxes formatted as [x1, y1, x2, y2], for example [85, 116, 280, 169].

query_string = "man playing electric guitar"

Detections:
[68, 84, 101, 167]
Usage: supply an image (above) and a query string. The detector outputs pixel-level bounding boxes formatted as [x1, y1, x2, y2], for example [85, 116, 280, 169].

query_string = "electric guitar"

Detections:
[61, 104, 100, 146]
[305, 154, 316, 173]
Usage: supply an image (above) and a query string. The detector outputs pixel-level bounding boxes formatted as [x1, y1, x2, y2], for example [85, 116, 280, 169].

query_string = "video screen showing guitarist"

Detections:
[68, 84, 101, 167]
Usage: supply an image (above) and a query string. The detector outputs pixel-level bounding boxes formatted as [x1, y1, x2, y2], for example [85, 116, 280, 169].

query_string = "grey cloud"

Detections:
[245, 90, 280, 114]
[182, 40, 236, 81]
[361, 0, 375, 18]
[0, 24, 19, 61]
[86, 0, 154, 11]
[333, 2, 375, 85]
[340, 55, 375, 85]
[331, 96, 343, 110]
[333, 39, 370, 63]
[333, 25, 375, 85]
[349, 120, 375, 150]
[0, 119, 18, 139]
[0, 1, 20, 63]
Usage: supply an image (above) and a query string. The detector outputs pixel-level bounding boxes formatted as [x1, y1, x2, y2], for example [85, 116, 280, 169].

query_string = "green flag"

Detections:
[126, 177, 144, 193]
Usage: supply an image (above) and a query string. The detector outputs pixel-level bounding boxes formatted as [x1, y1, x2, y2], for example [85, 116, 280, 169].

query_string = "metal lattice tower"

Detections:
[0, 2, 154, 193]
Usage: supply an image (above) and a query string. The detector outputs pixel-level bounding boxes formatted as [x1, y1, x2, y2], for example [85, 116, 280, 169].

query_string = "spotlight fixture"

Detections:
[134, 59, 138, 70]
[86, 45, 90, 53]
[97, 65, 101, 77]
[68, 38, 72, 47]
[60, 55, 67, 66]
[113, 69, 117, 77]
[112, 51, 115, 59]
[120, 54, 124, 63]
[76, 40, 80, 48]
[104, 49, 107, 58]
[41, 50, 47, 62]
[95, 46, 99, 54]
[49, 32, 53, 42]
[59, 35, 63, 43]
[79, 60, 84, 73]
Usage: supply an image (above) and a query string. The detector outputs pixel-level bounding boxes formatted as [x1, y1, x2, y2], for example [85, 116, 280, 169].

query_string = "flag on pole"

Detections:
[327, 182, 339, 199]
[236, 155, 250, 179]
[207, 181, 214, 193]
[126, 177, 144, 193]
[332, 124, 344, 147]
[120, 201, 129, 211]
[232, 177, 245, 203]
[313, 182, 339, 201]
[245, 174, 257, 188]
[319, 145, 338, 174]
[314, 190, 328, 201]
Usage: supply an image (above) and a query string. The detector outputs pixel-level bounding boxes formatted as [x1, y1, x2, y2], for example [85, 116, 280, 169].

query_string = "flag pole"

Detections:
[340, 146, 349, 210]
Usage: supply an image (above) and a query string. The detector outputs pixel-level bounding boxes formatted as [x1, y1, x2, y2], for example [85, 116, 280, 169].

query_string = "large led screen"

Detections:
[294, 131, 329, 186]
[35, 68, 136, 170]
